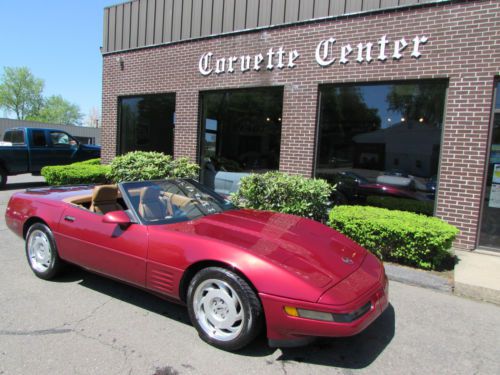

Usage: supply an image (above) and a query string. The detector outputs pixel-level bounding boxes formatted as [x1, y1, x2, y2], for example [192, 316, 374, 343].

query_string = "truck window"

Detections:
[3, 130, 25, 145]
[50, 131, 77, 147]
[31, 130, 47, 147]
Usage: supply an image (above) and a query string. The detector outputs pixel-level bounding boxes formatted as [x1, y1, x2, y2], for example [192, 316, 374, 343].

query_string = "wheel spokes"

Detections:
[193, 278, 245, 341]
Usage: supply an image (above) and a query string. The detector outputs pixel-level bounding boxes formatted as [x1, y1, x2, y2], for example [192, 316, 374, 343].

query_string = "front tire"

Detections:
[187, 267, 263, 351]
[25, 223, 64, 280]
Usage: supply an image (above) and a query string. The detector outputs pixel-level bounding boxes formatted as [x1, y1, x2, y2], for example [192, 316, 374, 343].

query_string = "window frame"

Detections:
[314, 79, 449, 216]
[117, 92, 176, 156]
[477, 79, 500, 250]
[197, 85, 285, 182]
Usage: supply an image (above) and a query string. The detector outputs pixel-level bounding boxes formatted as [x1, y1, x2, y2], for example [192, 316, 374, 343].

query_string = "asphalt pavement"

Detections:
[1, 175, 499, 375]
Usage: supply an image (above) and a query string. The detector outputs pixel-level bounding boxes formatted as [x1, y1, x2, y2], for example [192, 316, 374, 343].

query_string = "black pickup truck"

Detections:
[0, 127, 100, 188]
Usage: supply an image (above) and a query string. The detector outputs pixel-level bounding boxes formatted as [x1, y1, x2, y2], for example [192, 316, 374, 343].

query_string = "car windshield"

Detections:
[120, 179, 235, 224]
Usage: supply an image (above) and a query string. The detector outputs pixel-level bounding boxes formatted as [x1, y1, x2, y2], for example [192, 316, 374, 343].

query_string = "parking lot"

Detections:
[1, 175, 499, 375]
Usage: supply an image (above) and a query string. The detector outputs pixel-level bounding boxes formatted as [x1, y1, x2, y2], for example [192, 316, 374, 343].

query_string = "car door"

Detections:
[28, 129, 51, 172]
[55, 205, 148, 286]
[48, 130, 79, 165]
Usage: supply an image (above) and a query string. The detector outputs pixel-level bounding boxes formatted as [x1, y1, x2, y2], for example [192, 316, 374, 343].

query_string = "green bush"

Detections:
[41, 159, 111, 185]
[231, 171, 333, 222]
[366, 195, 434, 216]
[108, 151, 199, 182]
[328, 205, 459, 270]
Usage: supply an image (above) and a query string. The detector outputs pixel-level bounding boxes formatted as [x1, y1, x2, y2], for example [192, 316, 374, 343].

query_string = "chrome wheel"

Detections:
[27, 229, 53, 273]
[192, 279, 246, 342]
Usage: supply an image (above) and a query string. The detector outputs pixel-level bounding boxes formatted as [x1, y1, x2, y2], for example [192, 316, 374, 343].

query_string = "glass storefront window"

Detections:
[199, 87, 283, 192]
[479, 82, 500, 250]
[315, 81, 447, 215]
[119, 94, 175, 154]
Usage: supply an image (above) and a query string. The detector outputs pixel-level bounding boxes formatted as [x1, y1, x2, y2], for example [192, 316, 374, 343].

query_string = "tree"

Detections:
[85, 107, 100, 127]
[32, 95, 83, 125]
[386, 82, 447, 127]
[0, 66, 44, 119]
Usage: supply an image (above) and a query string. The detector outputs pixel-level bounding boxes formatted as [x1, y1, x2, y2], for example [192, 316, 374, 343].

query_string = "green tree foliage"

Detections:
[0, 66, 44, 119]
[386, 82, 447, 126]
[31, 95, 83, 125]
[0, 66, 83, 125]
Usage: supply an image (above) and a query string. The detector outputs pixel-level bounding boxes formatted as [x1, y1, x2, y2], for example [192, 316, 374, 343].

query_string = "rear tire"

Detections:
[25, 223, 64, 280]
[0, 166, 7, 189]
[187, 267, 263, 351]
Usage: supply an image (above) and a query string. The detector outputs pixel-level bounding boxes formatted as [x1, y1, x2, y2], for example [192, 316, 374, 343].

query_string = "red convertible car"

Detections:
[5, 179, 388, 351]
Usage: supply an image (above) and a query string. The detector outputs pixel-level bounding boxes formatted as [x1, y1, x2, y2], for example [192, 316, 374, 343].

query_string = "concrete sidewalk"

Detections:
[454, 249, 500, 305]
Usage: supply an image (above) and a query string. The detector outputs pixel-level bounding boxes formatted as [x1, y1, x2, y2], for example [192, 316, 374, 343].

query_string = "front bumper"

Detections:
[260, 274, 389, 347]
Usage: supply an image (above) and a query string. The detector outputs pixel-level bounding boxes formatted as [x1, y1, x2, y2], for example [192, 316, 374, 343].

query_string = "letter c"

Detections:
[199, 52, 213, 76]
[315, 38, 336, 67]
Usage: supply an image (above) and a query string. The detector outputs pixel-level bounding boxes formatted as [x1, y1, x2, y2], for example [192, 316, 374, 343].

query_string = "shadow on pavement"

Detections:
[274, 305, 395, 369]
[56, 266, 395, 368]
[56, 266, 192, 326]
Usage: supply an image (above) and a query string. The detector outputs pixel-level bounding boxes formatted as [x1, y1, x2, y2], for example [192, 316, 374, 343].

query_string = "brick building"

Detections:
[101, 0, 500, 252]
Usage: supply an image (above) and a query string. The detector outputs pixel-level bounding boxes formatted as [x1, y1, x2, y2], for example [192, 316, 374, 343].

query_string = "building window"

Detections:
[479, 81, 500, 250]
[315, 81, 447, 215]
[199, 87, 283, 191]
[118, 94, 175, 155]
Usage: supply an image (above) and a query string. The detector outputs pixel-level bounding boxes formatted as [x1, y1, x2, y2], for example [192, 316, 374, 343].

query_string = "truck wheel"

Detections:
[0, 167, 7, 189]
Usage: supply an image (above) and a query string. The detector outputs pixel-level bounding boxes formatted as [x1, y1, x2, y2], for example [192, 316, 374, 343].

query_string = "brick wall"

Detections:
[102, 0, 500, 249]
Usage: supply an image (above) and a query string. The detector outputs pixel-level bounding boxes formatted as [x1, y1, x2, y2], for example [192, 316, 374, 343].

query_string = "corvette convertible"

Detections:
[5, 179, 388, 351]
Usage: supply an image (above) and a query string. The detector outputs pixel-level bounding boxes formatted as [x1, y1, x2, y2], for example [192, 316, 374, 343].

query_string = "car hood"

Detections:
[165, 209, 367, 289]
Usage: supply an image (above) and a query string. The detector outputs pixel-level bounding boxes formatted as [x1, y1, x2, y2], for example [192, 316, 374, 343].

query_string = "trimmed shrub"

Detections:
[231, 171, 333, 222]
[366, 195, 435, 216]
[108, 151, 199, 182]
[328, 205, 459, 270]
[41, 159, 111, 185]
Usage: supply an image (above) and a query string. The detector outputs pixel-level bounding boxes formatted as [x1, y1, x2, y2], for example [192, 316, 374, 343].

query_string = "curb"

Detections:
[454, 282, 500, 305]
[383, 263, 453, 293]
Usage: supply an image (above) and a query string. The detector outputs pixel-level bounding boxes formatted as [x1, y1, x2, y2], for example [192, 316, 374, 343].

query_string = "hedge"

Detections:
[41, 159, 110, 185]
[108, 151, 199, 182]
[366, 195, 435, 216]
[328, 205, 459, 270]
[231, 171, 333, 222]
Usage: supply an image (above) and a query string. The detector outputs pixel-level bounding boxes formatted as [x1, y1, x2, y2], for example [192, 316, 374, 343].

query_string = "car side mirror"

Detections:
[102, 211, 131, 229]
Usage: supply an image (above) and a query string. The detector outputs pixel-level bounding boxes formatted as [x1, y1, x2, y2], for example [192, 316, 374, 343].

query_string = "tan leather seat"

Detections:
[138, 186, 172, 221]
[90, 185, 122, 214]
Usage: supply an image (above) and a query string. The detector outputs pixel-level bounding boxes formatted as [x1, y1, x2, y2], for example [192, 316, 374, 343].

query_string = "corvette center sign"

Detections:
[198, 35, 428, 76]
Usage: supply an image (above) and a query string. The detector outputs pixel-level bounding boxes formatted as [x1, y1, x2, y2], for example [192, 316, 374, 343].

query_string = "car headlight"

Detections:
[284, 306, 334, 322]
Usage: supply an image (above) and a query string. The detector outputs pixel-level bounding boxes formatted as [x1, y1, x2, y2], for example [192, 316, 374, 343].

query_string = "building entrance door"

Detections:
[479, 82, 500, 250]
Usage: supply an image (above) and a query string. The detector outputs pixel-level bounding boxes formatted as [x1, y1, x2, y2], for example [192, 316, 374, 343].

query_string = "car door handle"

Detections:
[64, 216, 75, 222]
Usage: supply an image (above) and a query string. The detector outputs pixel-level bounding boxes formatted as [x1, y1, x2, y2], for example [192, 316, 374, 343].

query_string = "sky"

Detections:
[0, 0, 119, 123]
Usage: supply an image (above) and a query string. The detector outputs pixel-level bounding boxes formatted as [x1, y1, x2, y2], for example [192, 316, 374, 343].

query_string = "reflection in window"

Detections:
[119, 94, 175, 154]
[479, 82, 500, 249]
[200, 87, 283, 191]
[50, 131, 76, 146]
[316, 81, 447, 215]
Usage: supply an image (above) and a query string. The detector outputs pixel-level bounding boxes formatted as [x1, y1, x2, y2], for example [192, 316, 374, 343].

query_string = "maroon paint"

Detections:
[6, 186, 388, 344]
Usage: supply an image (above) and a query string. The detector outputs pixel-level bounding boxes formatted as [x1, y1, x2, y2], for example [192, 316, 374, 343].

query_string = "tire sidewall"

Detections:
[187, 267, 262, 351]
[25, 223, 62, 280]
